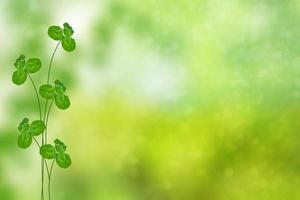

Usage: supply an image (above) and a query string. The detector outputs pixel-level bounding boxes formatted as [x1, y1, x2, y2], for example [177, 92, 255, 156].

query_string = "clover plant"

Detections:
[12, 23, 76, 200]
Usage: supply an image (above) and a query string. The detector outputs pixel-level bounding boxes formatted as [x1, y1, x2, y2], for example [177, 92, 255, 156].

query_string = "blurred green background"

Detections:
[1, 0, 300, 199]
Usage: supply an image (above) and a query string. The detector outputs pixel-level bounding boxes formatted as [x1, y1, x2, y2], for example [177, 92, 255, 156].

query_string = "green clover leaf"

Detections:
[48, 26, 63, 41]
[30, 120, 46, 136]
[54, 80, 66, 94]
[63, 23, 74, 36]
[55, 94, 70, 110]
[62, 36, 76, 52]
[18, 118, 30, 133]
[40, 144, 56, 159]
[56, 153, 71, 168]
[17, 132, 32, 149]
[14, 55, 26, 69]
[39, 84, 56, 99]
[26, 58, 42, 73]
[54, 139, 66, 153]
[12, 68, 27, 85]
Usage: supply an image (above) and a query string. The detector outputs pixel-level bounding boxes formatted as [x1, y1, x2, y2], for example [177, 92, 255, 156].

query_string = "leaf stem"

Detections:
[27, 73, 42, 120]
[47, 41, 61, 84]
[41, 158, 45, 200]
[32, 136, 41, 148]
[42, 41, 60, 200]
[43, 41, 60, 143]
[27, 73, 44, 200]
[44, 160, 51, 177]
[48, 160, 55, 200]
[45, 99, 54, 144]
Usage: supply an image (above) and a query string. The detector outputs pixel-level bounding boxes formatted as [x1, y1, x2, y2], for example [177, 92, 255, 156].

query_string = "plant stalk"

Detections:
[27, 73, 44, 200]
[42, 41, 60, 200]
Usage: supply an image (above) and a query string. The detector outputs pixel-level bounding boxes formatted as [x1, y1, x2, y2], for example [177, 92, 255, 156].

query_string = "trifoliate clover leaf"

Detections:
[17, 132, 32, 149]
[55, 94, 70, 110]
[54, 80, 66, 94]
[40, 144, 56, 159]
[56, 153, 71, 168]
[39, 84, 56, 99]
[18, 118, 30, 133]
[14, 55, 26, 69]
[30, 120, 46, 136]
[54, 139, 66, 153]
[26, 58, 41, 73]
[48, 26, 63, 41]
[12, 68, 27, 85]
[62, 36, 76, 52]
[63, 23, 74, 36]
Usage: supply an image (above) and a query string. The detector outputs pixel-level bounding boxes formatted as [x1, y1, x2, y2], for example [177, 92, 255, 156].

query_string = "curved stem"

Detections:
[45, 100, 54, 144]
[32, 136, 41, 148]
[48, 160, 55, 200]
[43, 100, 48, 143]
[44, 160, 51, 177]
[27, 73, 42, 120]
[42, 41, 60, 200]
[43, 41, 60, 143]
[27, 73, 44, 200]
[47, 41, 61, 84]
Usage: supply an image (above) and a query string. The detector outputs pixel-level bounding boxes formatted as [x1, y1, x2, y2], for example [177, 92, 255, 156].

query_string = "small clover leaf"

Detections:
[40, 144, 56, 159]
[14, 55, 26, 69]
[17, 132, 32, 149]
[12, 68, 27, 85]
[39, 84, 56, 99]
[18, 118, 30, 133]
[48, 26, 63, 41]
[54, 139, 66, 153]
[56, 153, 71, 168]
[26, 58, 42, 73]
[54, 80, 66, 94]
[55, 94, 70, 110]
[30, 120, 46, 136]
[63, 23, 74, 36]
[62, 36, 76, 52]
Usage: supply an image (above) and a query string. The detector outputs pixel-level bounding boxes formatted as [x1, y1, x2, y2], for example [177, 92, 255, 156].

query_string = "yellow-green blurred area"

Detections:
[1, 0, 300, 199]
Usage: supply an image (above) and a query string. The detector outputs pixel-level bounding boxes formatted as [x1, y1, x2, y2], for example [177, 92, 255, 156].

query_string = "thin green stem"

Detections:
[27, 73, 44, 200]
[45, 100, 54, 144]
[44, 100, 54, 200]
[27, 73, 42, 120]
[41, 160, 44, 200]
[43, 41, 60, 143]
[42, 41, 60, 200]
[43, 100, 48, 143]
[32, 136, 41, 148]
[44, 160, 51, 177]
[47, 41, 61, 84]
[48, 160, 55, 200]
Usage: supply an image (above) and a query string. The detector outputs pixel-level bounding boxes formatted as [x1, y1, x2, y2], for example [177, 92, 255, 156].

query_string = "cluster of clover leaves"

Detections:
[12, 23, 76, 200]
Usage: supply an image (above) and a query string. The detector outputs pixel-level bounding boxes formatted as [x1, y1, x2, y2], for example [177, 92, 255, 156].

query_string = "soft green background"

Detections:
[1, 0, 300, 199]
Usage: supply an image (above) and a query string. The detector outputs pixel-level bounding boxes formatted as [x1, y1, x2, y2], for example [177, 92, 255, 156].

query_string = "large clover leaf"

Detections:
[56, 153, 71, 168]
[48, 26, 63, 41]
[39, 84, 56, 99]
[17, 132, 32, 149]
[55, 94, 70, 110]
[62, 36, 76, 52]
[40, 144, 56, 159]
[30, 120, 46, 136]
[26, 58, 42, 73]
[12, 68, 27, 85]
